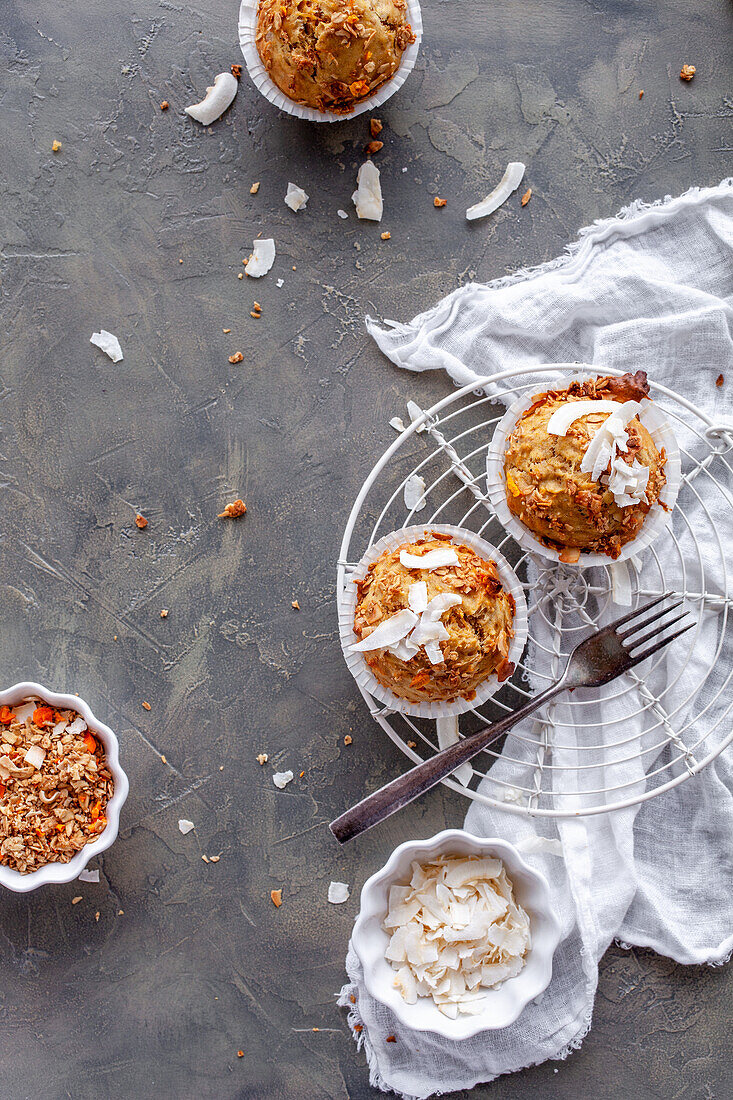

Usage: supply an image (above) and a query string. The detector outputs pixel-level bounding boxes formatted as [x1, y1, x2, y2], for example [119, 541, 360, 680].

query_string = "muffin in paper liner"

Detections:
[338, 523, 528, 720]
[238, 0, 423, 123]
[485, 369, 682, 568]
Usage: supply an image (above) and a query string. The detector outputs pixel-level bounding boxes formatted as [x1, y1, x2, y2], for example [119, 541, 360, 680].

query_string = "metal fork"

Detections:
[330, 594, 695, 844]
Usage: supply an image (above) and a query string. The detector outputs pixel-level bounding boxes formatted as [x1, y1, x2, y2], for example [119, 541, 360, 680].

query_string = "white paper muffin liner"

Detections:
[485, 369, 682, 568]
[238, 0, 423, 122]
[338, 523, 529, 720]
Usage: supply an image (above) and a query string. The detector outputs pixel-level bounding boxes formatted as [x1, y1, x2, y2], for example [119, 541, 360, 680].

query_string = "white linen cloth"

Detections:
[338, 180, 733, 1098]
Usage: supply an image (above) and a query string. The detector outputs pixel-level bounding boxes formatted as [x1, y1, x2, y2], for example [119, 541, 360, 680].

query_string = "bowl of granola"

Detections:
[0, 682, 129, 892]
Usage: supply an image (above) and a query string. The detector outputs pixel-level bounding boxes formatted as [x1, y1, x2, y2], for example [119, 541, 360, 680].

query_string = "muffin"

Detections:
[503, 372, 667, 562]
[255, 0, 416, 114]
[350, 533, 516, 704]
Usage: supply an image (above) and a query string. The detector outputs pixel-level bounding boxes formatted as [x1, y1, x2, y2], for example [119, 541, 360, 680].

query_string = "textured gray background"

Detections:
[1, 1, 732, 1097]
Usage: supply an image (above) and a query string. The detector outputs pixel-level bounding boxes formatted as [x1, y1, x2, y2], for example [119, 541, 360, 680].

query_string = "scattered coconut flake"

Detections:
[349, 608, 418, 653]
[424, 640, 444, 665]
[404, 473, 427, 512]
[284, 182, 309, 212]
[399, 548, 459, 571]
[273, 770, 294, 789]
[337, 208, 349, 219]
[406, 400, 426, 432]
[605, 456, 650, 507]
[389, 416, 405, 432]
[276, 278, 284, 288]
[384, 854, 530, 1015]
[466, 162, 526, 221]
[610, 561, 633, 606]
[407, 581, 428, 614]
[14, 702, 36, 723]
[23, 745, 46, 770]
[546, 400, 624, 436]
[436, 716, 473, 786]
[78, 868, 100, 883]
[245, 239, 276, 278]
[184, 71, 238, 125]
[328, 881, 350, 904]
[580, 401, 645, 483]
[178, 818, 195, 835]
[352, 160, 383, 221]
[66, 716, 87, 737]
[517, 836, 563, 857]
[90, 330, 123, 363]
[256, 753, 269, 765]
[502, 786, 524, 803]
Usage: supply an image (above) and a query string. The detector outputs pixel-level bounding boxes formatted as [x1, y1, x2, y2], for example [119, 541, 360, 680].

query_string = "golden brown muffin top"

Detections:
[353, 534, 516, 704]
[256, 0, 415, 113]
[504, 373, 666, 561]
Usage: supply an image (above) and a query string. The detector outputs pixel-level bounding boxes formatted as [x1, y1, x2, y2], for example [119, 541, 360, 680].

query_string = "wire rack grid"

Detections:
[336, 365, 733, 818]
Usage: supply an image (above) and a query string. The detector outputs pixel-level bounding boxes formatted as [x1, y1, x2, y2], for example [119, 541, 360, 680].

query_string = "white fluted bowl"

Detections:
[351, 829, 561, 1038]
[0, 682, 129, 893]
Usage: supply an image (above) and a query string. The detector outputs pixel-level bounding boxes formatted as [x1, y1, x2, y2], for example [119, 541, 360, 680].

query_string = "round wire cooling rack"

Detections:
[336, 365, 733, 819]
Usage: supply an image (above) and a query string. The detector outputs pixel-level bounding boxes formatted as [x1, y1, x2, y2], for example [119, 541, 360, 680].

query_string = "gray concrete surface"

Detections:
[1, 1, 731, 1097]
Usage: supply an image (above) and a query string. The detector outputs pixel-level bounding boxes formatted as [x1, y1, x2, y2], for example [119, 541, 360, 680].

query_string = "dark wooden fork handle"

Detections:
[329, 682, 564, 844]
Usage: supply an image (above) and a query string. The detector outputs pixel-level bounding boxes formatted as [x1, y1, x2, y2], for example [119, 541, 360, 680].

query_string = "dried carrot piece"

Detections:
[0, 706, 13, 724]
[84, 732, 97, 753]
[33, 706, 54, 727]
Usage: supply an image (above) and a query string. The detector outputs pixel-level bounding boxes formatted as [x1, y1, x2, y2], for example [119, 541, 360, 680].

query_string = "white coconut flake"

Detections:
[404, 473, 426, 512]
[90, 330, 123, 363]
[384, 855, 530, 1015]
[245, 239, 276, 278]
[399, 548, 459, 571]
[406, 400, 426, 432]
[610, 561, 633, 606]
[546, 400, 624, 436]
[276, 278, 284, 288]
[605, 456, 650, 507]
[14, 703, 37, 723]
[23, 745, 46, 770]
[466, 162, 526, 221]
[78, 868, 100, 883]
[407, 581, 428, 614]
[328, 881, 350, 904]
[517, 836, 564, 858]
[389, 416, 405, 432]
[66, 716, 87, 737]
[348, 608, 418, 653]
[352, 160, 383, 221]
[178, 818, 195, 835]
[184, 71, 238, 125]
[436, 716, 473, 786]
[284, 182, 309, 212]
[424, 640, 445, 665]
[337, 208, 349, 219]
[273, 770, 294, 789]
[580, 401, 645, 483]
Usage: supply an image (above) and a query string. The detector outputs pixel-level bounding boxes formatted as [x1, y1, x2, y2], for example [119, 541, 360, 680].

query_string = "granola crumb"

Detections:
[231, 64, 243, 79]
[270, 888, 282, 907]
[381, 232, 391, 240]
[160, 754, 167, 764]
[237, 1050, 244, 1058]
[250, 181, 260, 194]
[72, 896, 82, 905]
[118, 909, 124, 915]
[253, 301, 262, 311]
[210, 855, 220, 863]
[350, 994, 356, 1004]
[228, 351, 244, 363]
[370, 118, 383, 137]
[95, 911, 100, 922]
[433, 197, 447, 207]
[250, 311, 261, 319]
[218, 499, 247, 519]
[521, 188, 532, 206]
[142, 701, 151, 711]
[386, 1035, 396, 1043]
[299, 770, 305, 778]
[223, 328, 231, 333]
[256, 753, 268, 765]
[160, 609, 169, 618]
[52, 139, 62, 152]
[238, 272, 244, 279]
[135, 514, 148, 529]
[353, 1023, 363, 1033]
[160, 100, 169, 110]
[365, 140, 383, 155]
[407, 740, 417, 749]
[639, 89, 644, 98]
[291, 599, 300, 610]
[716, 373, 724, 386]
[680, 64, 696, 81]
[344, 735, 353, 746]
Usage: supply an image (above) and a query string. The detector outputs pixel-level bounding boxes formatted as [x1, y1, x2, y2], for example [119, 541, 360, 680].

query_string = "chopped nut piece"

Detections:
[135, 514, 148, 529]
[433, 197, 447, 207]
[228, 351, 244, 363]
[160, 754, 167, 764]
[716, 374, 724, 387]
[350, 994, 356, 1004]
[218, 499, 247, 519]
[210, 855, 220, 863]
[231, 64, 243, 79]
[223, 328, 231, 333]
[160, 609, 169, 618]
[407, 740, 417, 749]
[72, 896, 82, 905]
[639, 89, 644, 98]
[353, 1023, 363, 1033]
[52, 140, 62, 153]
[201, 854, 209, 863]
[270, 888, 282, 907]
[142, 701, 151, 711]
[253, 301, 262, 311]
[237, 1050, 244, 1058]
[521, 188, 532, 206]
[238, 273, 244, 279]
[250, 182, 260, 194]
[365, 140, 383, 155]
[381, 232, 391, 240]
[680, 64, 696, 81]
[95, 911, 100, 922]
[370, 118, 383, 138]
[386, 1035, 396, 1043]
[250, 311, 261, 319]
[160, 100, 169, 110]
[256, 753, 268, 765]
[344, 735, 353, 746]
[291, 599, 300, 610]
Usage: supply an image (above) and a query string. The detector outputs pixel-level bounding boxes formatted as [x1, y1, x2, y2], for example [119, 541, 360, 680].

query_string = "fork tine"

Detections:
[626, 620, 696, 666]
[617, 597, 683, 639]
[623, 609, 688, 651]
[608, 592, 671, 630]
